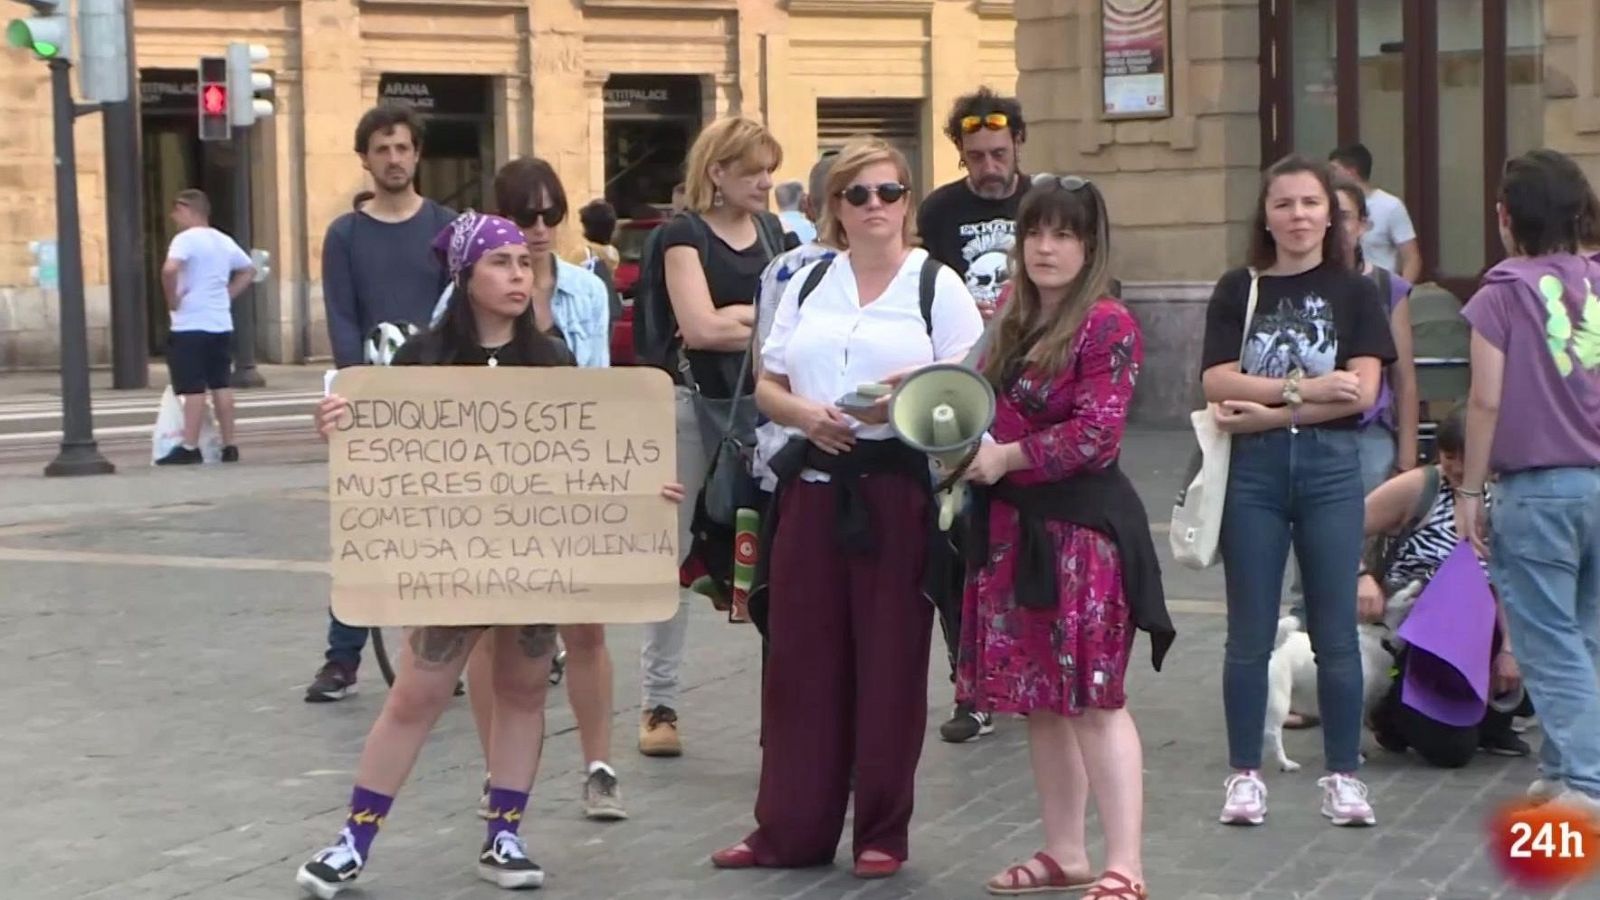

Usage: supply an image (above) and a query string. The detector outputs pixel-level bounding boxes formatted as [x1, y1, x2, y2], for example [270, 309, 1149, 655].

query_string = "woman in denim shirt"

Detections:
[434, 158, 625, 820]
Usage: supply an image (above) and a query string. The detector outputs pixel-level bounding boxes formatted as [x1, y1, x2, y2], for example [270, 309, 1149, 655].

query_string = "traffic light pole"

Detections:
[45, 57, 114, 477]
[104, 0, 145, 389]
[229, 127, 264, 388]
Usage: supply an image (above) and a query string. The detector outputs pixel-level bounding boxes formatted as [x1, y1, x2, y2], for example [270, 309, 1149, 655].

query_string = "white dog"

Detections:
[1264, 581, 1423, 772]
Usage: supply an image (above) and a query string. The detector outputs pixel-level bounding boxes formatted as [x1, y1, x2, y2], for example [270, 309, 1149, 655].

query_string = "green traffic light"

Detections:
[6, 20, 62, 59]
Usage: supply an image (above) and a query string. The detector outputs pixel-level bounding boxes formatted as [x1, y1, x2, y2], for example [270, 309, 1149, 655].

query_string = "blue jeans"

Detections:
[1355, 424, 1397, 492]
[326, 608, 368, 669]
[1287, 425, 1393, 619]
[1488, 466, 1600, 798]
[1221, 428, 1366, 773]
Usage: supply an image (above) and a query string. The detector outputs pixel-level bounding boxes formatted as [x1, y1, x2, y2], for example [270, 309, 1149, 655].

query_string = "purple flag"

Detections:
[1397, 541, 1496, 726]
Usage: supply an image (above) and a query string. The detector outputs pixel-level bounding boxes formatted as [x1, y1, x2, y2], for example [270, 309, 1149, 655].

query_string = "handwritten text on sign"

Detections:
[328, 366, 678, 627]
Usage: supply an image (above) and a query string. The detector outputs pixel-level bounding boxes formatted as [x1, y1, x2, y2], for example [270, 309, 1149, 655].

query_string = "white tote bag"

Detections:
[1170, 270, 1259, 570]
[151, 386, 224, 464]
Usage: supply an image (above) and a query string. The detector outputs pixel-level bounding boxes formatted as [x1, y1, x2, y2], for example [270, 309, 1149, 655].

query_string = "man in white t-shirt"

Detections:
[1330, 143, 1422, 283]
[157, 189, 255, 465]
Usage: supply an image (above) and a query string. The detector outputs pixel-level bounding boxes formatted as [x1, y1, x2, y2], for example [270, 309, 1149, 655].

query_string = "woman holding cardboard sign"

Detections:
[434, 158, 632, 825]
[709, 138, 983, 878]
[295, 211, 684, 900]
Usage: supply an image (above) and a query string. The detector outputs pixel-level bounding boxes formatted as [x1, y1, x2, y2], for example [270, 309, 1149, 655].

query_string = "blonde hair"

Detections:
[817, 137, 918, 250]
[683, 117, 783, 213]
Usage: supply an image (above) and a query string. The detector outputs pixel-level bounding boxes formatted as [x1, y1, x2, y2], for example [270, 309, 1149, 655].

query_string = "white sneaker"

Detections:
[1528, 778, 1565, 806]
[1553, 789, 1600, 832]
[1220, 771, 1267, 825]
[1319, 773, 1376, 826]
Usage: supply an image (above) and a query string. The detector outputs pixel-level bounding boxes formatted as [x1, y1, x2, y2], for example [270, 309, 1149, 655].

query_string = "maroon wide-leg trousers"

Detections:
[744, 473, 934, 866]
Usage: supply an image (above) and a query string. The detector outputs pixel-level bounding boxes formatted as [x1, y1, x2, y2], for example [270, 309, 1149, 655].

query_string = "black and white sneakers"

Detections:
[479, 831, 545, 889]
[939, 703, 996, 743]
[295, 829, 546, 896]
[295, 828, 364, 899]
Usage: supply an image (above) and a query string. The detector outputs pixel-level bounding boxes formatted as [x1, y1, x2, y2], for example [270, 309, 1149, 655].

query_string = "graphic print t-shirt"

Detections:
[917, 178, 1024, 307]
[1201, 263, 1397, 429]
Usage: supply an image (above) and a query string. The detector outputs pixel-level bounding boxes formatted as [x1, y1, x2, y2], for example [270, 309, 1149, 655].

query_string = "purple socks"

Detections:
[484, 786, 530, 840]
[344, 786, 393, 860]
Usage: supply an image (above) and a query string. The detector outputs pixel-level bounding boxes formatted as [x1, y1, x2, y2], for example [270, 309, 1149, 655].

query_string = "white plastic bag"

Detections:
[151, 386, 223, 464]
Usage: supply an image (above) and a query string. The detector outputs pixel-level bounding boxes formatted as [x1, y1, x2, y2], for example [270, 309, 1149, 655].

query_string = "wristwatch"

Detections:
[1282, 368, 1304, 406]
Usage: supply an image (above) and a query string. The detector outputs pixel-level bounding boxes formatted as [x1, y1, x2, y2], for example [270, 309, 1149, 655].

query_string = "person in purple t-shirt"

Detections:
[1457, 149, 1600, 822]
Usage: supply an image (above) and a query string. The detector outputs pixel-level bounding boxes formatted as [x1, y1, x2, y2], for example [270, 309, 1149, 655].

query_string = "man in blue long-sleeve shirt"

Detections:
[307, 104, 456, 702]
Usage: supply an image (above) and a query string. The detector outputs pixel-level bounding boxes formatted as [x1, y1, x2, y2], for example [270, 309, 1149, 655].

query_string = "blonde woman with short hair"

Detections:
[710, 137, 983, 879]
[639, 116, 789, 758]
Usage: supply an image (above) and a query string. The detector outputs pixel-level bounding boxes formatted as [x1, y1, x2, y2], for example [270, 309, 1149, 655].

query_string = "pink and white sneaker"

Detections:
[1319, 773, 1376, 826]
[1220, 771, 1267, 825]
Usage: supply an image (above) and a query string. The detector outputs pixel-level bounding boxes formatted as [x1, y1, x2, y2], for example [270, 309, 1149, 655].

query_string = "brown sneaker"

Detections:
[639, 705, 682, 757]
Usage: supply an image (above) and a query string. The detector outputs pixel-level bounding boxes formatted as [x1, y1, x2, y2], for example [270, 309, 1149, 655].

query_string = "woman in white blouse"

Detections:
[711, 137, 984, 878]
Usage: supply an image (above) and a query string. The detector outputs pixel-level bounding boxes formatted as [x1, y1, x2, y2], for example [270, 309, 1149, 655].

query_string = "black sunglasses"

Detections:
[511, 207, 566, 229]
[839, 183, 909, 207]
[1031, 173, 1092, 192]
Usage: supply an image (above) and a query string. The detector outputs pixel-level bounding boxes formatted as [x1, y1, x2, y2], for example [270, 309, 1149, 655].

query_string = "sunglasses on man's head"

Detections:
[511, 207, 565, 229]
[960, 112, 1010, 134]
[1031, 173, 1092, 192]
[839, 183, 909, 207]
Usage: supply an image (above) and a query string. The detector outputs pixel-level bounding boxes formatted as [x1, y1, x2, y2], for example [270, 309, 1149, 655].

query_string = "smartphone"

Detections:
[837, 382, 890, 414]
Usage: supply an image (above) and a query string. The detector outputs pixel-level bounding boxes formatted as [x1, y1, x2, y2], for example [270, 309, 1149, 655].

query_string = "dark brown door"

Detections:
[1259, 0, 1544, 299]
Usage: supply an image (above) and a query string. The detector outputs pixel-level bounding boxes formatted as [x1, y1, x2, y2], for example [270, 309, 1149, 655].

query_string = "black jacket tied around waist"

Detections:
[966, 460, 1175, 671]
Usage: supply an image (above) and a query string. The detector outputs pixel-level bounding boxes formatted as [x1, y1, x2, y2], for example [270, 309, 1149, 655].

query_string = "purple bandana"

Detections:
[431, 211, 525, 280]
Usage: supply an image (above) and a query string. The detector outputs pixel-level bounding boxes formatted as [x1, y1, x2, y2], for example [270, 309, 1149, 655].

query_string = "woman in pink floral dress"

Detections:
[957, 175, 1171, 900]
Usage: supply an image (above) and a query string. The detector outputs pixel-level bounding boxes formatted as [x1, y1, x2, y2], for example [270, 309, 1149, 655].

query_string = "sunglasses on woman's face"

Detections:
[839, 183, 909, 207]
[960, 112, 1010, 134]
[512, 207, 565, 229]
[1031, 173, 1092, 192]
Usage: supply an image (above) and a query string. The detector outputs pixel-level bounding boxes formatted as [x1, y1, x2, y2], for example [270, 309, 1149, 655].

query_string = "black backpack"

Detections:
[794, 254, 940, 334]
[632, 211, 787, 375]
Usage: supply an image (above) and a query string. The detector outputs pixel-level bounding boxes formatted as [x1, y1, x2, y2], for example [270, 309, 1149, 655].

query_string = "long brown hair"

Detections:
[981, 176, 1113, 385]
[1248, 154, 1346, 271]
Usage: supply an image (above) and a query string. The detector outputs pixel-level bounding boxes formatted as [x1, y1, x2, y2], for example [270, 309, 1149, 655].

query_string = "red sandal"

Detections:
[985, 851, 1096, 895]
[1084, 871, 1148, 900]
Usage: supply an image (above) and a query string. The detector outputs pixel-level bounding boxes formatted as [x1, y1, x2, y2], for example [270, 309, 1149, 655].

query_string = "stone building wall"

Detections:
[1015, 0, 1261, 424]
[0, 0, 1017, 370]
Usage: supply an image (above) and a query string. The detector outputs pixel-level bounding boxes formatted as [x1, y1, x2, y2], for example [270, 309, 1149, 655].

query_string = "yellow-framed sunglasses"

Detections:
[959, 112, 1010, 134]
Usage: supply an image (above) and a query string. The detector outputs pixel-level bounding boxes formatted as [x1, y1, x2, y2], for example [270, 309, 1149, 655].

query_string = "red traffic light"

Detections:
[201, 83, 227, 115]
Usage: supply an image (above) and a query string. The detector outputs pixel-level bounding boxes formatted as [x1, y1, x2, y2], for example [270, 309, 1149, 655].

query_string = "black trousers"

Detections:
[1372, 647, 1529, 768]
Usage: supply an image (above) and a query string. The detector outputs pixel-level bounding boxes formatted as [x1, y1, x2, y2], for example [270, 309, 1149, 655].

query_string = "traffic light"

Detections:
[5, 0, 70, 61]
[226, 42, 273, 127]
[77, 0, 129, 103]
[198, 55, 229, 141]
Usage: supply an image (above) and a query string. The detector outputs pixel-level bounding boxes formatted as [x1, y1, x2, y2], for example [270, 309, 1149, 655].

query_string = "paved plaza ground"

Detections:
[0, 429, 1586, 899]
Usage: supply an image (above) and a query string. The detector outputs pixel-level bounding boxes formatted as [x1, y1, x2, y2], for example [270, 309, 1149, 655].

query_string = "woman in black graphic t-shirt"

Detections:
[1200, 156, 1395, 832]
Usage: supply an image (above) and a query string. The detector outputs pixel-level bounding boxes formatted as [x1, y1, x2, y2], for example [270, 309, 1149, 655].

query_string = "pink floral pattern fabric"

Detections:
[956, 300, 1143, 716]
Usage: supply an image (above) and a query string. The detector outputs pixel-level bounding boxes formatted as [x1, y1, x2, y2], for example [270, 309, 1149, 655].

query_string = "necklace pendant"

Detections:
[488, 356, 499, 368]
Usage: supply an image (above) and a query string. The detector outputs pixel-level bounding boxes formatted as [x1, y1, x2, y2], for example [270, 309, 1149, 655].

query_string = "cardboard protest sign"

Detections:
[328, 366, 678, 627]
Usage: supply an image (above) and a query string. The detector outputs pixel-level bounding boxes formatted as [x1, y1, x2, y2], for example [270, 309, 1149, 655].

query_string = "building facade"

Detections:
[1018, 0, 1600, 423]
[0, 0, 1018, 370]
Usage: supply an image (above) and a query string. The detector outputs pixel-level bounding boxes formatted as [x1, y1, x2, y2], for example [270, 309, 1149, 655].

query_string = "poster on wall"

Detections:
[1101, 0, 1171, 119]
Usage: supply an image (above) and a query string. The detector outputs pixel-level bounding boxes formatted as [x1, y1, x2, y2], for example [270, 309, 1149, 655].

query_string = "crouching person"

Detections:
[1360, 409, 1530, 767]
